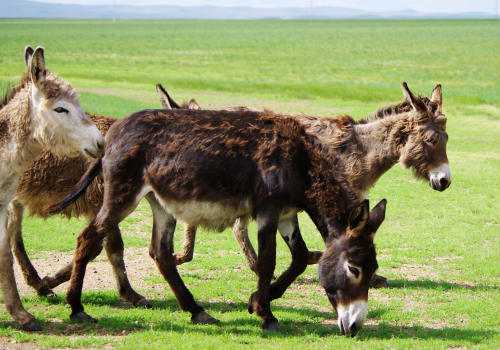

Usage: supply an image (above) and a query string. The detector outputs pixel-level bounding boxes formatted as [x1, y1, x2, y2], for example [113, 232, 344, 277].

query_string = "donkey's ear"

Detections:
[156, 83, 172, 109]
[367, 199, 387, 239]
[24, 46, 34, 67]
[430, 84, 443, 114]
[187, 99, 201, 110]
[348, 199, 370, 235]
[29, 46, 46, 87]
[402, 82, 426, 112]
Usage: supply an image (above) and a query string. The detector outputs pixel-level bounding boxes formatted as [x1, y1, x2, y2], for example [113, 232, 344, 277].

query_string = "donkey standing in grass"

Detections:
[0, 46, 104, 331]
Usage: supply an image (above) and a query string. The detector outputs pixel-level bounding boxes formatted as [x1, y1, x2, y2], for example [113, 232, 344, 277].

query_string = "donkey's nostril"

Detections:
[439, 177, 449, 188]
[349, 322, 359, 337]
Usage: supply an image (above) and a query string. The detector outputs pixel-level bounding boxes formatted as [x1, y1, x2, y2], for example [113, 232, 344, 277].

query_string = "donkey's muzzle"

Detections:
[336, 300, 367, 337]
[429, 163, 451, 192]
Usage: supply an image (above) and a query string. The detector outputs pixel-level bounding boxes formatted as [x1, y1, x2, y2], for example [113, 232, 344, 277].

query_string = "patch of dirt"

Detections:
[0, 337, 40, 350]
[0, 337, 114, 350]
[14, 248, 161, 295]
[390, 263, 439, 281]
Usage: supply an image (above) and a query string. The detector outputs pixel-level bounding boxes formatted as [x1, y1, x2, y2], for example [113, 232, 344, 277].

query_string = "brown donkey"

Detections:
[0, 46, 104, 331]
[172, 83, 451, 289]
[9, 84, 200, 305]
[53, 102, 396, 334]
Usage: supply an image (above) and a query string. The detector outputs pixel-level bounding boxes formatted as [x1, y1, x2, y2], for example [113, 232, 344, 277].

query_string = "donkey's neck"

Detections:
[350, 113, 410, 191]
[0, 85, 42, 170]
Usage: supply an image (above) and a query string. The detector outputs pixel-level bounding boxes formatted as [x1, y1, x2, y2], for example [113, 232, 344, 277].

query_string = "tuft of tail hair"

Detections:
[48, 158, 102, 214]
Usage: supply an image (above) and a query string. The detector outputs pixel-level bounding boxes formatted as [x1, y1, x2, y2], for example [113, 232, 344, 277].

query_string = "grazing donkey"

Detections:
[53, 104, 393, 335]
[169, 83, 451, 290]
[9, 84, 200, 305]
[0, 46, 104, 331]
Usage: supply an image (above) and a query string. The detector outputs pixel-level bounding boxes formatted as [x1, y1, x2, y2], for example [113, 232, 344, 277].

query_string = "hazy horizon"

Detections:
[31, 0, 499, 15]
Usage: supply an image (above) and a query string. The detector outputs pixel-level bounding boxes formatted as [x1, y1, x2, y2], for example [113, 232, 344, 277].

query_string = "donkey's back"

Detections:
[104, 109, 309, 228]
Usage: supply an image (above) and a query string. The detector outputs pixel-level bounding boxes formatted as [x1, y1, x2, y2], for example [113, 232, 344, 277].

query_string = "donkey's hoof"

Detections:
[370, 274, 389, 289]
[70, 312, 97, 323]
[191, 311, 219, 325]
[262, 318, 279, 331]
[21, 320, 42, 332]
[247, 292, 259, 314]
[134, 298, 152, 309]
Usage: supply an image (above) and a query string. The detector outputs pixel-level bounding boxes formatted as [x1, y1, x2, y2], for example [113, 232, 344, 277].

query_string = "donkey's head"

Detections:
[25, 46, 104, 158]
[319, 199, 386, 337]
[398, 82, 450, 191]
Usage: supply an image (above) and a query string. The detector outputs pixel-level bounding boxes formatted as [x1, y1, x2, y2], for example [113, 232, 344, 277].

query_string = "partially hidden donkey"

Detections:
[170, 83, 451, 290]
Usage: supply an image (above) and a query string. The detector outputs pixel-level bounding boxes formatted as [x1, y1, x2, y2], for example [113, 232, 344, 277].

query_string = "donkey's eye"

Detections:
[54, 107, 69, 114]
[348, 265, 360, 278]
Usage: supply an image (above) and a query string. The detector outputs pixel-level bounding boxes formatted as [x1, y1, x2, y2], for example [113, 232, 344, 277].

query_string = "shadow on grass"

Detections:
[0, 314, 493, 344]
[43, 292, 333, 319]
[358, 323, 495, 343]
[388, 279, 498, 291]
[8, 293, 493, 344]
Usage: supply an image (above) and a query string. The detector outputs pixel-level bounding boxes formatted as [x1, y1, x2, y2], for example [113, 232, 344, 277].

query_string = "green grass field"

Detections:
[0, 19, 499, 349]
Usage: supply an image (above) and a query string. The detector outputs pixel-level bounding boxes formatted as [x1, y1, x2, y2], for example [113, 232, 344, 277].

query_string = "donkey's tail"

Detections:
[48, 158, 102, 214]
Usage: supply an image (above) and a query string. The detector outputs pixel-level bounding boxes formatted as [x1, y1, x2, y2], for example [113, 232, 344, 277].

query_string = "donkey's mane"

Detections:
[0, 73, 30, 111]
[357, 96, 433, 124]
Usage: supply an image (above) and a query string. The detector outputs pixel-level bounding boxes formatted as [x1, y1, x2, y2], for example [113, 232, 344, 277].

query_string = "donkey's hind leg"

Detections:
[105, 226, 151, 307]
[174, 225, 197, 265]
[0, 206, 40, 331]
[66, 220, 106, 323]
[146, 194, 217, 324]
[8, 201, 55, 298]
[232, 217, 258, 274]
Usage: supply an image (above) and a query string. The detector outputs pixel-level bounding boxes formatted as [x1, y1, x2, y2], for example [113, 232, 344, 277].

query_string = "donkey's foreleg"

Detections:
[174, 225, 197, 265]
[8, 201, 55, 298]
[269, 216, 309, 301]
[104, 226, 151, 307]
[247, 208, 279, 331]
[66, 221, 106, 323]
[147, 195, 217, 324]
[232, 217, 258, 274]
[0, 207, 40, 331]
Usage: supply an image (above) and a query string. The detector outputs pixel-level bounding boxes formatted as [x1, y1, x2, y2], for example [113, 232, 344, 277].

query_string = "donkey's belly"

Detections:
[157, 197, 252, 231]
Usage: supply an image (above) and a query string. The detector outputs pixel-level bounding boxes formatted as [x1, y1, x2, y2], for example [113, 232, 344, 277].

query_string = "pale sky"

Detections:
[34, 0, 498, 15]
